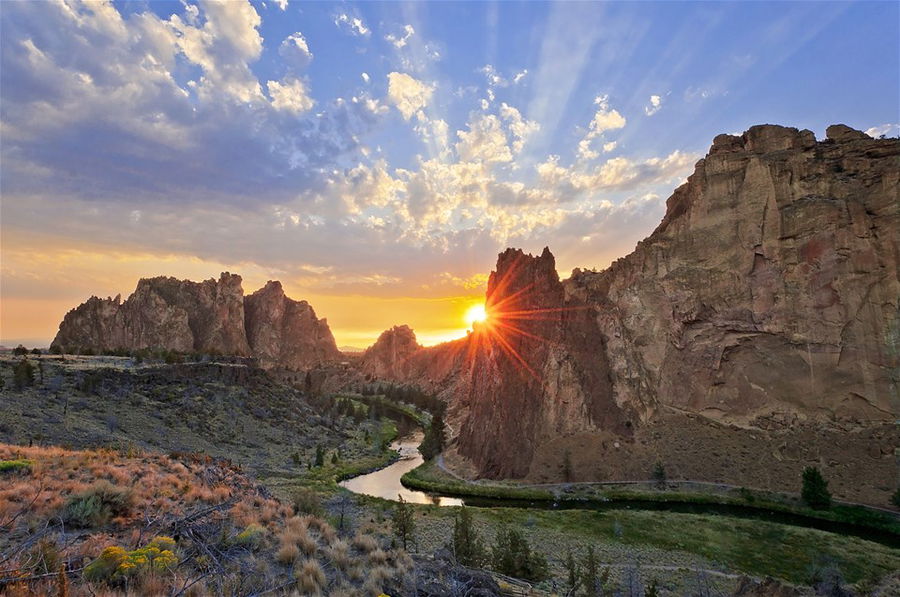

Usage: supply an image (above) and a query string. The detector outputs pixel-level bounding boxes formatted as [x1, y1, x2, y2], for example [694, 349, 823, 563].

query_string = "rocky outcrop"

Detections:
[244, 281, 341, 369]
[52, 273, 250, 356]
[567, 123, 899, 426]
[389, 124, 899, 496]
[453, 247, 630, 477]
[52, 275, 341, 370]
[360, 325, 422, 379]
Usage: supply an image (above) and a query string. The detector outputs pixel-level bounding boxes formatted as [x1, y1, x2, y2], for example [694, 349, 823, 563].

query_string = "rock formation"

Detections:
[379, 124, 899, 502]
[360, 325, 422, 379]
[244, 281, 341, 369]
[52, 273, 250, 356]
[52, 275, 341, 370]
[566, 123, 898, 426]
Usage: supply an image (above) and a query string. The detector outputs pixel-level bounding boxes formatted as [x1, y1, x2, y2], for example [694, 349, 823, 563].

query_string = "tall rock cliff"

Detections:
[454, 247, 631, 478]
[52, 275, 341, 370]
[52, 273, 251, 356]
[567, 123, 898, 426]
[244, 281, 341, 369]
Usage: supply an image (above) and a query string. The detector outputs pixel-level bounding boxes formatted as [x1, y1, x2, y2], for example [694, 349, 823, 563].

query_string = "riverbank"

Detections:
[401, 459, 900, 542]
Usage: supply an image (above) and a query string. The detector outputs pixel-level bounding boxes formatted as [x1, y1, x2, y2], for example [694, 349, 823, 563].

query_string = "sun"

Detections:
[464, 303, 488, 328]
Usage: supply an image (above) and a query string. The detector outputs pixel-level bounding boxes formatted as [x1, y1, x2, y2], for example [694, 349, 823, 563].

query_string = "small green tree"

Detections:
[392, 495, 415, 550]
[419, 411, 445, 460]
[13, 359, 35, 390]
[564, 547, 580, 594]
[314, 445, 325, 467]
[652, 461, 667, 489]
[582, 545, 598, 596]
[646, 579, 659, 597]
[452, 506, 487, 567]
[802, 467, 831, 510]
[331, 451, 339, 465]
[563, 449, 574, 482]
[491, 526, 548, 582]
[891, 488, 900, 509]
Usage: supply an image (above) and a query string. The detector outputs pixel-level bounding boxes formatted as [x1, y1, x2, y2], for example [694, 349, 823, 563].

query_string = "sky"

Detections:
[1, 0, 898, 349]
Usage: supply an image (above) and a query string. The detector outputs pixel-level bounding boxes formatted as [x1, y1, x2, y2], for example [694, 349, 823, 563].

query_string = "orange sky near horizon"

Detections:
[0, 244, 489, 350]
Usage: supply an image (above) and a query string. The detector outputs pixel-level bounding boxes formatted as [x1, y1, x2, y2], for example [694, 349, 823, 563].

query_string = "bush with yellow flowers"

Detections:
[83, 536, 177, 582]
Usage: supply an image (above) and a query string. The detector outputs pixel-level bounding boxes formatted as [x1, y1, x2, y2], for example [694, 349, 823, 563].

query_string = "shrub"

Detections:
[83, 537, 177, 582]
[0, 459, 32, 474]
[13, 358, 35, 390]
[29, 538, 61, 575]
[13, 344, 28, 356]
[234, 523, 266, 550]
[276, 543, 300, 564]
[801, 467, 832, 510]
[652, 461, 667, 489]
[290, 487, 324, 517]
[63, 481, 134, 528]
[295, 559, 326, 594]
[491, 526, 548, 582]
[891, 488, 900, 509]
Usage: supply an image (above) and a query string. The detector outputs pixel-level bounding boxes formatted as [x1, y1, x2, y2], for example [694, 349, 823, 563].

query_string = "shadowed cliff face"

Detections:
[244, 281, 341, 369]
[454, 247, 629, 478]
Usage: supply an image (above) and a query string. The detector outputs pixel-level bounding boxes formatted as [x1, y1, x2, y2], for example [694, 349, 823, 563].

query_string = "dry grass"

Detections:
[351, 532, 379, 554]
[294, 558, 326, 594]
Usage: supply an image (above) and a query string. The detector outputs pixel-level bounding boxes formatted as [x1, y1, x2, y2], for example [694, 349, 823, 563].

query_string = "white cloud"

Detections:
[334, 13, 369, 36]
[499, 103, 539, 154]
[267, 78, 314, 114]
[361, 72, 370, 83]
[385, 24, 415, 49]
[386, 72, 433, 120]
[578, 94, 626, 160]
[603, 141, 617, 153]
[274, 0, 288, 11]
[644, 94, 662, 116]
[279, 32, 312, 69]
[864, 123, 899, 138]
[456, 114, 513, 164]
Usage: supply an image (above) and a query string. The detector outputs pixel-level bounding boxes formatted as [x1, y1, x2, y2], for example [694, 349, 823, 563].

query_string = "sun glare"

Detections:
[464, 303, 488, 328]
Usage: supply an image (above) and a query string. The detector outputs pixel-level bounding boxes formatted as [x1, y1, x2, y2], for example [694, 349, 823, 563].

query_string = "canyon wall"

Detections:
[370, 124, 898, 499]
[51, 275, 340, 370]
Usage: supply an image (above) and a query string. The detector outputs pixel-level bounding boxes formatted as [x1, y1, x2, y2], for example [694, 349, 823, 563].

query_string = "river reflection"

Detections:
[339, 431, 463, 506]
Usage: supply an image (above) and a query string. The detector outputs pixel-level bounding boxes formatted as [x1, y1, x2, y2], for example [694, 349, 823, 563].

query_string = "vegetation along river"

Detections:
[340, 427, 900, 548]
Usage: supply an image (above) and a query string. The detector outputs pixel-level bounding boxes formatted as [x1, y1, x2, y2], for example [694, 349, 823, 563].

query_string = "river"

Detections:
[339, 431, 898, 547]
[339, 431, 463, 506]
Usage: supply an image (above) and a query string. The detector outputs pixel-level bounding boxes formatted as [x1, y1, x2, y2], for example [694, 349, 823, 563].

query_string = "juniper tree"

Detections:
[392, 495, 415, 550]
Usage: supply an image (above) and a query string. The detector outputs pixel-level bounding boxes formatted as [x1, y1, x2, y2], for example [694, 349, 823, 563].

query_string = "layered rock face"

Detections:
[244, 281, 341, 369]
[384, 124, 898, 497]
[52, 275, 340, 370]
[52, 273, 250, 356]
[567, 124, 899, 426]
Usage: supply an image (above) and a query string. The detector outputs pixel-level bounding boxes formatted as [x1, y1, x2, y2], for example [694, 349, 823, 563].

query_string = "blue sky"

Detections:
[1, 0, 898, 347]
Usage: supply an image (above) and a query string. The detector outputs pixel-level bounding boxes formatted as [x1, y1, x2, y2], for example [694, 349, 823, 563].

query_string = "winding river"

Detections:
[340, 429, 899, 548]
[339, 431, 463, 506]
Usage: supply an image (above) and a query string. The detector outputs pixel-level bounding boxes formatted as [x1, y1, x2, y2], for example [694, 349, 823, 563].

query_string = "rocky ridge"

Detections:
[51, 274, 339, 370]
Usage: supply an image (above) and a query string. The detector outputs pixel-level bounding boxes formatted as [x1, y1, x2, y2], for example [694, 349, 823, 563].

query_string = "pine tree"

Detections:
[802, 467, 831, 510]
[564, 547, 580, 593]
[314, 445, 325, 467]
[652, 461, 667, 489]
[392, 495, 415, 550]
[452, 506, 487, 567]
